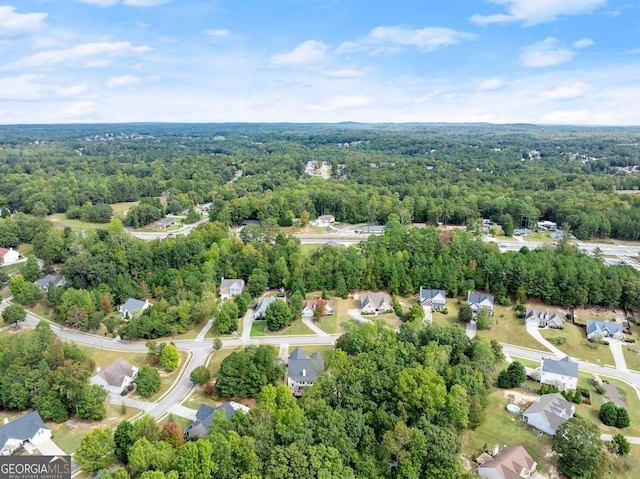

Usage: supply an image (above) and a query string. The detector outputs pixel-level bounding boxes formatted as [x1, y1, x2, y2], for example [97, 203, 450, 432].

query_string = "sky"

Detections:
[1, 0, 639, 125]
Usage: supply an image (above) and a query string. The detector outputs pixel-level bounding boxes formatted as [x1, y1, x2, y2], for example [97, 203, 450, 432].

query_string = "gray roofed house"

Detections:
[119, 298, 150, 319]
[539, 356, 578, 391]
[286, 347, 325, 397]
[418, 288, 447, 310]
[525, 308, 564, 328]
[522, 393, 574, 435]
[33, 274, 66, 292]
[359, 292, 393, 314]
[254, 296, 286, 319]
[90, 358, 138, 395]
[0, 411, 51, 455]
[359, 225, 386, 234]
[468, 292, 494, 315]
[219, 277, 245, 300]
[586, 320, 624, 340]
[155, 217, 175, 229]
[184, 402, 250, 439]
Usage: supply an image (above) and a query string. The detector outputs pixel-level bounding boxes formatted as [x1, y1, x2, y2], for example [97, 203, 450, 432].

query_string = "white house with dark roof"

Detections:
[522, 393, 574, 435]
[0, 247, 19, 265]
[468, 292, 494, 316]
[359, 292, 392, 314]
[90, 358, 138, 395]
[525, 308, 564, 328]
[301, 299, 334, 320]
[0, 411, 51, 455]
[184, 402, 250, 439]
[219, 277, 245, 300]
[119, 298, 150, 319]
[254, 296, 286, 319]
[286, 347, 325, 397]
[418, 288, 447, 310]
[586, 320, 624, 340]
[477, 445, 542, 479]
[539, 356, 578, 391]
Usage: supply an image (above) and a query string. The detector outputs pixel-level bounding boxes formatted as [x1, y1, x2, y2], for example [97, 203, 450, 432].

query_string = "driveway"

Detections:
[525, 324, 565, 357]
[609, 340, 628, 372]
[422, 305, 433, 325]
[36, 438, 67, 456]
[465, 321, 476, 339]
[347, 309, 373, 323]
[241, 308, 255, 342]
[302, 317, 329, 336]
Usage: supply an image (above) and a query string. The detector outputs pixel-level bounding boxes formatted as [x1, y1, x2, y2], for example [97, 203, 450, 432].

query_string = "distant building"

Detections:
[358, 225, 386, 234]
[525, 308, 564, 328]
[119, 298, 151, 319]
[537, 220, 557, 231]
[539, 356, 578, 391]
[0, 247, 19, 265]
[0, 411, 51, 455]
[523, 393, 574, 435]
[155, 218, 175, 229]
[301, 299, 334, 320]
[477, 445, 540, 479]
[513, 228, 531, 236]
[219, 278, 245, 300]
[90, 358, 138, 395]
[34, 275, 66, 292]
[312, 215, 335, 227]
[184, 402, 250, 439]
[286, 347, 325, 397]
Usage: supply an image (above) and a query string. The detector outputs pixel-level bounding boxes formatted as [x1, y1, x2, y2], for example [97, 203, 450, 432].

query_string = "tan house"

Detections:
[478, 445, 544, 479]
[301, 299, 334, 320]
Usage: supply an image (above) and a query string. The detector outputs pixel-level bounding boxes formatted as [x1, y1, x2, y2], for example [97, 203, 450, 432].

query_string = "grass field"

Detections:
[540, 323, 614, 365]
[622, 345, 640, 372]
[251, 318, 315, 336]
[476, 305, 547, 350]
[288, 344, 334, 360]
[158, 414, 192, 431]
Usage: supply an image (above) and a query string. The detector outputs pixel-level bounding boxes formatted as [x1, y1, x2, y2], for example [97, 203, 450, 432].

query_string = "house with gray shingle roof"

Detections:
[254, 296, 286, 320]
[0, 411, 51, 455]
[522, 393, 574, 435]
[539, 356, 578, 391]
[525, 308, 564, 329]
[184, 402, 250, 439]
[586, 320, 623, 340]
[119, 298, 150, 319]
[90, 358, 138, 395]
[34, 275, 66, 292]
[286, 347, 325, 397]
[468, 292, 494, 316]
[219, 277, 245, 300]
[359, 292, 392, 314]
[418, 288, 447, 310]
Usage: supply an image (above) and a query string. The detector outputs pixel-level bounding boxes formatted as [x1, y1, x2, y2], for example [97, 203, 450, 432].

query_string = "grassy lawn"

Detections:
[76, 345, 149, 370]
[299, 243, 321, 258]
[540, 323, 614, 366]
[252, 319, 315, 336]
[182, 388, 217, 410]
[313, 297, 355, 334]
[288, 344, 334, 360]
[159, 414, 192, 431]
[49, 404, 138, 454]
[431, 301, 465, 330]
[207, 347, 241, 377]
[622, 345, 640, 372]
[461, 388, 555, 478]
[609, 445, 640, 479]
[250, 320, 266, 337]
[48, 214, 106, 232]
[477, 305, 545, 350]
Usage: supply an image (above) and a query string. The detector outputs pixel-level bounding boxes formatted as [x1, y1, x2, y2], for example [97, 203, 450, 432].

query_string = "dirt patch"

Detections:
[573, 306, 619, 323]
[602, 381, 626, 407]
[503, 389, 537, 406]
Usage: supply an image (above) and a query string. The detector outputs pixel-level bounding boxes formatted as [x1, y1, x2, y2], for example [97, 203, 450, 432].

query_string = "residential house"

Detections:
[586, 320, 624, 340]
[522, 393, 574, 435]
[184, 402, 250, 439]
[525, 308, 564, 328]
[119, 298, 151, 319]
[240, 219, 261, 227]
[219, 277, 245, 300]
[254, 296, 286, 320]
[286, 347, 325, 397]
[539, 356, 578, 391]
[312, 214, 335, 227]
[418, 288, 447, 310]
[34, 275, 66, 292]
[537, 220, 558, 232]
[358, 225, 386, 234]
[468, 292, 494, 316]
[155, 218, 175, 229]
[301, 299, 334, 320]
[477, 445, 541, 479]
[90, 358, 138, 395]
[0, 411, 51, 455]
[0, 247, 19, 265]
[359, 292, 393, 314]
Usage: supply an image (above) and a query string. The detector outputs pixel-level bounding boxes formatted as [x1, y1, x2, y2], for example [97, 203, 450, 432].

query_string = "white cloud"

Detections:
[78, 0, 170, 6]
[520, 38, 574, 67]
[538, 82, 596, 100]
[270, 40, 329, 66]
[476, 77, 505, 91]
[309, 95, 375, 112]
[0, 73, 87, 100]
[340, 26, 475, 54]
[541, 109, 592, 123]
[573, 38, 594, 48]
[321, 68, 367, 78]
[204, 29, 231, 38]
[0, 6, 47, 37]
[3, 42, 152, 71]
[471, 0, 607, 26]
[59, 101, 99, 120]
[107, 74, 142, 89]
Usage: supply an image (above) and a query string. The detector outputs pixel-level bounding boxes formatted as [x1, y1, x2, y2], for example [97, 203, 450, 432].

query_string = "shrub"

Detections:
[547, 336, 567, 345]
[440, 308, 449, 315]
[609, 434, 631, 455]
[599, 401, 629, 428]
[497, 361, 526, 388]
[135, 365, 161, 398]
[539, 384, 560, 395]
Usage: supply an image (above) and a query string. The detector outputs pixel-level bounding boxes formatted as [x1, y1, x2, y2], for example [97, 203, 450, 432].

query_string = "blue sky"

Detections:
[1, 0, 639, 125]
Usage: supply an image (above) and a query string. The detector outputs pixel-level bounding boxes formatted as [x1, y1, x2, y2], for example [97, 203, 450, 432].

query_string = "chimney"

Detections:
[492, 445, 500, 456]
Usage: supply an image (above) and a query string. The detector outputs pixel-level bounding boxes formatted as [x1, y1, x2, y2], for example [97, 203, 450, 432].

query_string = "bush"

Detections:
[190, 366, 211, 385]
[135, 365, 161, 398]
[497, 361, 526, 388]
[539, 384, 560, 395]
[547, 336, 567, 345]
[440, 308, 448, 315]
[609, 434, 631, 455]
[599, 401, 629, 428]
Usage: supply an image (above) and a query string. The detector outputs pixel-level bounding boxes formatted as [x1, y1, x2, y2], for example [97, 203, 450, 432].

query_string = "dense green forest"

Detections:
[1, 123, 640, 239]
